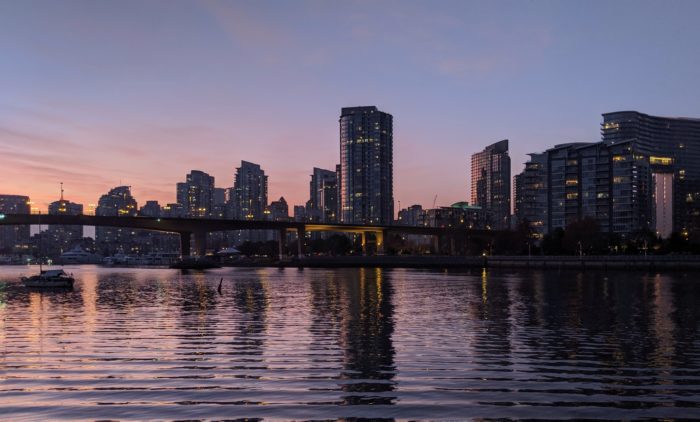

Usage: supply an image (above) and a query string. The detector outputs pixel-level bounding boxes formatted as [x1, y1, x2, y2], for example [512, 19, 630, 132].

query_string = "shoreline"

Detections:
[235, 255, 700, 271]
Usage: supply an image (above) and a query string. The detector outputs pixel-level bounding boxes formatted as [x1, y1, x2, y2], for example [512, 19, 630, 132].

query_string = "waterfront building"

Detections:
[47, 186, 84, 254]
[397, 204, 425, 226]
[423, 202, 487, 230]
[538, 139, 651, 237]
[307, 167, 338, 223]
[95, 186, 138, 255]
[0, 194, 30, 253]
[228, 161, 268, 243]
[602, 111, 700, 233]
[471, 140, 511, 230]
[653, 171, 673, 238]
[136, 200, 180, 254]
[176, 170, 215, 218]
[339, 106, 393, 225]
[514, 153, 548, 238]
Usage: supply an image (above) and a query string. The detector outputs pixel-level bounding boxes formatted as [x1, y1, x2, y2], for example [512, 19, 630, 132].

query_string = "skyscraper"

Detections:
[228, 161, 268, 243]
[95, 186, 138, 255]
[176, 170, 215, 218]
[339, 106, 393, 225]
[471, 140, 511, 230]
[514, 153, 548, 238]
[307, 167, 338, 223]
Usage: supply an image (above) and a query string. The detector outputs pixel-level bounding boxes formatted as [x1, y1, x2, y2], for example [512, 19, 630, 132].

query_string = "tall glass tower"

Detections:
[471, 140, 511, 230]
[339, 106, 393, 225]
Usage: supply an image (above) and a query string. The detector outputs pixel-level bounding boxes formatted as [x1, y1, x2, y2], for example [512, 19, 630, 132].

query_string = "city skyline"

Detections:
[3, 1, 700, 211]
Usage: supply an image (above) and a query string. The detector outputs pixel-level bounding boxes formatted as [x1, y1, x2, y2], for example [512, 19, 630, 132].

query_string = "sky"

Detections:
[2, 0, 700, 213]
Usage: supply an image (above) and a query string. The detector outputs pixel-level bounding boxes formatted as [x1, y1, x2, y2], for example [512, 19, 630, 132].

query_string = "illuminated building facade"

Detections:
[307, 167, 338, 223]
[652, 172, 673, 238]
[47, 187, 84, 253]
[514, 152, 548, 238]
[397, 204, 425, 226]
[471, 139, 511, 229]
[228, 161, 268, 243]
[177, 170, 215, 218]
[603, 111, 700, 233]
[0, 194, 30, 253]
[339, 106, 393, 225]
[95, 186, 138, 255]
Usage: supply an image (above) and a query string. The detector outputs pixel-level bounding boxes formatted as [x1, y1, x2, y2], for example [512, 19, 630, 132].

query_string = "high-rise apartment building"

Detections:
[0, 194, 30, 252]
[339, 106, 393, 224]
[177, 170, 215, 218]
[228, 161, 268, 243]
[307, 167, 338, 223]
[471, 140, 511, 230]
[514, 153, 548, 238]
[602, 111, 700, 233]
[95, 186, 138, 255]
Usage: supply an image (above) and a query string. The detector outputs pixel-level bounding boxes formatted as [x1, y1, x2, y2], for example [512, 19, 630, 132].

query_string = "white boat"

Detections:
[22, 210, 75, 288]
[59, 246, 102, 264]
[22, 269, 74, 288]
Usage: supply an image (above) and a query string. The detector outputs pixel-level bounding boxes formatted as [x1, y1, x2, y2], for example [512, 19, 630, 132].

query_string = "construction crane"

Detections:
[432, 195, 438, 209]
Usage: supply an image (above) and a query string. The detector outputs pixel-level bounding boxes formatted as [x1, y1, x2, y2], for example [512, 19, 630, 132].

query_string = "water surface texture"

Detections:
[1, 266, 700, 420]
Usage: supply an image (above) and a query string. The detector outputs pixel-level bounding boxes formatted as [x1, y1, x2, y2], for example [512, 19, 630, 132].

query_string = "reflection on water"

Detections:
[1, 266, 700, 420]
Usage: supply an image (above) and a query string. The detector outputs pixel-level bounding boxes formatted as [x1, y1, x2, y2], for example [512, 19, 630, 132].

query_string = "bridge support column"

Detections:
[180, 232, 192, 258]
[360, 232, 367, 256]
[278, 229, 286, 260]
[450, 236, 456, 256]
[194, 231, 207, 257]
[433, 235, 440, 255]
[376, 230, 385, 255]
[296, 226, 305, 258]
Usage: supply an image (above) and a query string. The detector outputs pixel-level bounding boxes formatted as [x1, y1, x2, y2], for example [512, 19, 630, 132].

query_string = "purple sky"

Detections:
[2, 0, 700, 213]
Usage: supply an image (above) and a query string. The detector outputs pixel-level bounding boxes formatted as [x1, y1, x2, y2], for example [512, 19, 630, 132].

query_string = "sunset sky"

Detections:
[2, 0, 700, 212]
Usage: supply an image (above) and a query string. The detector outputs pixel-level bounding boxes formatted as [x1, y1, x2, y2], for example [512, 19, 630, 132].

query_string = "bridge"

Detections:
[0, 214, 497, 258]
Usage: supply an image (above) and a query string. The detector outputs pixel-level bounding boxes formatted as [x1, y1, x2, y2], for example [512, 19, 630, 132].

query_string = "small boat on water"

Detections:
[22, 269, 75, 288]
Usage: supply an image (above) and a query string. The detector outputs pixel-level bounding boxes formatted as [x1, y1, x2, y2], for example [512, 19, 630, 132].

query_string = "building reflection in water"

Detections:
[230, 272, 269, 375]
[338, 267, 396, 405]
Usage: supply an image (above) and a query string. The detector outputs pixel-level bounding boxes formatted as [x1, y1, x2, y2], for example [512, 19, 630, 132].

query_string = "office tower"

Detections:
[602, 111, 700, 233]
[308, 167, 338, 223]
[47, 185, 84, 253]
[339, 106, 393, 224]
[229, 161, 268, 243]
[0, 194, 30, 252]
[514, 153, 549, 238]
[471, 139, 511, 229]
[95, 186, 138, 255]
[176, 170, 215, 218]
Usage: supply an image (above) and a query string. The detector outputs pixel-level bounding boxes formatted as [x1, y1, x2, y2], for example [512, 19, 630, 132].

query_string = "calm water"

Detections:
[1, 266, 700, 420]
